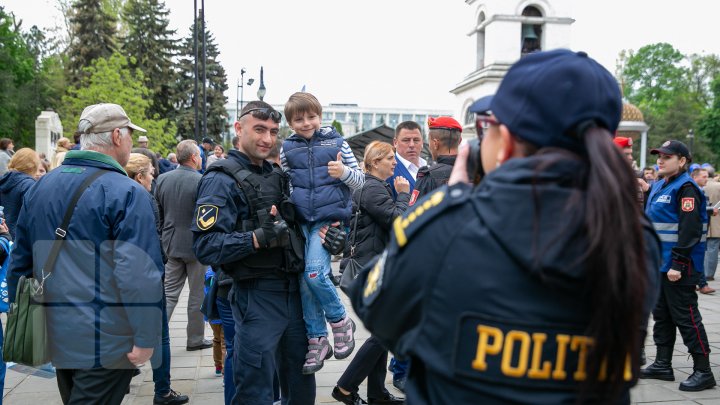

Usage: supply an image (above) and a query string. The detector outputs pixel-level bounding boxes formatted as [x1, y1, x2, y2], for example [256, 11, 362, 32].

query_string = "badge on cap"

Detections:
[663, 141, 671, 147]
[681, 198, 695, 212]
[197, 205, 219, 230]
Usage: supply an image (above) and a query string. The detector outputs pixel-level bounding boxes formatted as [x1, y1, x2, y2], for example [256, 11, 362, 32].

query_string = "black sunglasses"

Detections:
[238, 108, 282, 123]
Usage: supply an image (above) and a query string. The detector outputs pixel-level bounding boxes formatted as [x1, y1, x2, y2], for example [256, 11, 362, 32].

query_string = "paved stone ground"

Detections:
[5, 263, 720, 404]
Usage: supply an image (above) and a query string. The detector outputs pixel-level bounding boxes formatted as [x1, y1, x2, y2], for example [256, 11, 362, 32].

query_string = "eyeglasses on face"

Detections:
[238, 108, 283, 123]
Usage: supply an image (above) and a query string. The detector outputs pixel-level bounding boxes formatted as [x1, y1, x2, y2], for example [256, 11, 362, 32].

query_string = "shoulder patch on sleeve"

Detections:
[392, 184, 470, 248]
[681, 197, 695, 212]
[197, 204, 219, 230]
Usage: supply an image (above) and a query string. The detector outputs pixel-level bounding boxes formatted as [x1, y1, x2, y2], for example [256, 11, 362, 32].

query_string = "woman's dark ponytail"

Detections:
[580, 127, 649, 399]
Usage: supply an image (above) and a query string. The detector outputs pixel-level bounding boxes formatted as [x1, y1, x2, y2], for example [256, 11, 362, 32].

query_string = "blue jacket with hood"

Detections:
[0, 170, 36, 239]
[282, 126, 352, 223]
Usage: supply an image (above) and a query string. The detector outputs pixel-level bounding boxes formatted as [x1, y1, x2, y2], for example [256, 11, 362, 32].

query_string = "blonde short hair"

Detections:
[124, 153, 151, 179]
[8, 148, 40, 176]
[363, 141, 395, 173]
[56, 137, 72, 149]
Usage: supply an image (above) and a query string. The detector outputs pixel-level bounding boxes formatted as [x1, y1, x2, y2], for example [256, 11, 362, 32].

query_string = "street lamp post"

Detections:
[257, 66, 267, 101]
[236, 69, 255, 120]
[688, 129, 695, 154]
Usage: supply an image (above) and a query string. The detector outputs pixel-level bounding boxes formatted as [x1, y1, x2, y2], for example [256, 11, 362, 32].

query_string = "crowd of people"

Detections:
[0, 48, 719, 405]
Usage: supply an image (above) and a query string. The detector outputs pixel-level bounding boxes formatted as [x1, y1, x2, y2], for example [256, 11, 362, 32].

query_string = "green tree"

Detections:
[61, 52, 177, 155]
[174, 16, 229, 141]
[66, 0, 117, 84]
[618, 43, 719, 163]
[331, 119, 344, 135]
[121, 0, 177, 120]
[698, 76, 720, 160]
[619, 43, 687, 116]
[0, 7, 65, 147]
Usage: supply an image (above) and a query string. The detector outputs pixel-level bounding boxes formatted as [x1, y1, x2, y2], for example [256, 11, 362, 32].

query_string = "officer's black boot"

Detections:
[639, 346, 675, 381]
[679, 354, 716, 392]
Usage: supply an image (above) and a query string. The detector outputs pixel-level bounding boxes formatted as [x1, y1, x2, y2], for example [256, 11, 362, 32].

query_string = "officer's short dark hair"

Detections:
[429, 128, 462, 150]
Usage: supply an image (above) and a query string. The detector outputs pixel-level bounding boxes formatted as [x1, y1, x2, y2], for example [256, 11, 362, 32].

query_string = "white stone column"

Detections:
[35, 111, 63, 160]
[640, 130, 648, 170]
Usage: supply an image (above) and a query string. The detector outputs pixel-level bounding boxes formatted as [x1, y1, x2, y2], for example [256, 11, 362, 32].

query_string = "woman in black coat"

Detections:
[332, 141, 409, 405]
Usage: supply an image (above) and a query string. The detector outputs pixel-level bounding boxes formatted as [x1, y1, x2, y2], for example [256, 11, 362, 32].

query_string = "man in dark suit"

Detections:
[155, 140, 211, 351]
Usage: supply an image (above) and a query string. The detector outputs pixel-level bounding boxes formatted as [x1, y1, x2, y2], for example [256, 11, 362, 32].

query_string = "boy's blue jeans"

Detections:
[300, 221, 346, 339]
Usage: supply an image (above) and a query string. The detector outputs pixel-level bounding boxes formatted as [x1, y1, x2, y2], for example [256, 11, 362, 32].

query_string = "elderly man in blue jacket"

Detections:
[9, 103, 164, 405]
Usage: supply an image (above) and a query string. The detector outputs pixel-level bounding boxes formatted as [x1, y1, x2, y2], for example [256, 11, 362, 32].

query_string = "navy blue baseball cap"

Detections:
[468, 95, 494, 115]
[490, 49, 622, 153]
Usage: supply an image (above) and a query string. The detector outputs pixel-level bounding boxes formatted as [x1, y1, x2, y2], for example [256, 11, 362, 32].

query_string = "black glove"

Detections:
[254, 215, 290, 249]
[322, 226, 346, 255]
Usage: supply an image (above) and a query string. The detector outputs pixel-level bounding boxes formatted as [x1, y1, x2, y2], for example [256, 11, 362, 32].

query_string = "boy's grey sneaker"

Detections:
[302, 337, 333, 374]
[331, 317, 356, 359]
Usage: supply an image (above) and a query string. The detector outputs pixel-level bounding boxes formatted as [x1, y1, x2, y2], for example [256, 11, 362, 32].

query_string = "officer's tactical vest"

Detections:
[206, 159, 289, 279]
[646, 171, 708, 274]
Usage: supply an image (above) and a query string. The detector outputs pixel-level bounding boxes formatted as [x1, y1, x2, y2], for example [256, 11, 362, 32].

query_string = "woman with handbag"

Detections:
[332, 141, 410, 405]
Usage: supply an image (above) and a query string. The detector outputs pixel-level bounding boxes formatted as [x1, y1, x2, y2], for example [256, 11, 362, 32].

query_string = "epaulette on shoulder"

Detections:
[392, 184, 470, 248]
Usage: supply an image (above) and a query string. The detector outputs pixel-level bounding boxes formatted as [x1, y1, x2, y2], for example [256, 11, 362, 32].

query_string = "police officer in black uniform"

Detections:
[192, 101, 315, 404]
[413, 116, 463, 202]
[350, 50, 661, 404]
[641, 140, 715, 391]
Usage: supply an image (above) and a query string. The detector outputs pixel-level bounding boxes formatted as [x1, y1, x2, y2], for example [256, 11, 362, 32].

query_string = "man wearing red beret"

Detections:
[412, 116, 463, 204]
[614, 136, 651, 206]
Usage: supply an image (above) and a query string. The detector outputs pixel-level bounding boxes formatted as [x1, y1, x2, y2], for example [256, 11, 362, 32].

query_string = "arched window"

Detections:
[476, 11, 486, 69]
[465, 105, 476, 127]
[521, 6, 542, 56]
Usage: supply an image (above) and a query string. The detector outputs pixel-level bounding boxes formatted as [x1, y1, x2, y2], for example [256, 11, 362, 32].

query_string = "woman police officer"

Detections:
[349, 49, 661, 404]
[640, 140, 716, 391]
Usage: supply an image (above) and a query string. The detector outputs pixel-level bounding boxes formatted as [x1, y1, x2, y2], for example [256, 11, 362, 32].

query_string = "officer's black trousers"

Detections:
[56, 368, 135, 405]
[230, 276, 315, 405]
[337, 335, 390, 399]
[652, 275, 711, 356]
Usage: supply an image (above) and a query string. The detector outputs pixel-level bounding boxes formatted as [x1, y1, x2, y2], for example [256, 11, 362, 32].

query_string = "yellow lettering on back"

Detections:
[527, 333, 552, 379]
[501, 331, 531, 378]
[571, 336, 593, 381]
[472, 325, 503, 371]
[553, 334, 570, 380]
[624, 353, 633, 381]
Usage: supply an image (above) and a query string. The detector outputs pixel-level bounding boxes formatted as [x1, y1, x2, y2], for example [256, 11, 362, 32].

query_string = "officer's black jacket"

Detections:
[192, 150, 273, 270]
[350, 152, 662, 404]
[414, 155, 456, 200]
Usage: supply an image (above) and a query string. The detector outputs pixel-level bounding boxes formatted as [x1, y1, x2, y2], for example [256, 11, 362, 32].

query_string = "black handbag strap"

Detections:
[349, 185, 365, 256]
[41, 169, 108, 281]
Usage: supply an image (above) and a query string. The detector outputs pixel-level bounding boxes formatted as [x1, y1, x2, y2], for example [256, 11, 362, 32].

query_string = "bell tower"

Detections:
[451, 0, 574, 134]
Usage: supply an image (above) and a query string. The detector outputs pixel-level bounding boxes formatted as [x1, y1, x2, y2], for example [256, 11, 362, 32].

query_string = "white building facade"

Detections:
[451, 0, 574, 134]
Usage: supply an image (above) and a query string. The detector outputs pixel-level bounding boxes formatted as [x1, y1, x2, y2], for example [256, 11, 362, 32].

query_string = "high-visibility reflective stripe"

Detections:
[653, 223, 708, 232]
[658, 234, 708, 243]
[653, 223, 678, 231]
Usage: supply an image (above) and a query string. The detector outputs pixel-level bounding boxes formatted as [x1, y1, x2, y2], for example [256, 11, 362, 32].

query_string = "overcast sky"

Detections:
[4, 0, 719, 111]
